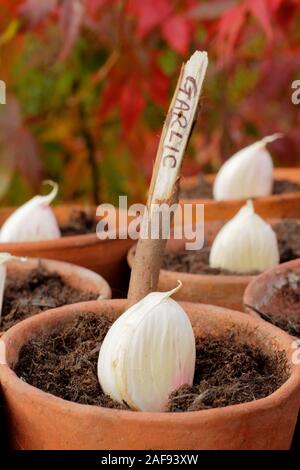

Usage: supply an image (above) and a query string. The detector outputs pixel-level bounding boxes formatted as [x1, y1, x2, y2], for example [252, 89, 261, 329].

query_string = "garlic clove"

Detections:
[209, 200, 280, 274]
[213, 134, 283, 200]
[98, 282, 196, 412]
[0, 181, 61, 242]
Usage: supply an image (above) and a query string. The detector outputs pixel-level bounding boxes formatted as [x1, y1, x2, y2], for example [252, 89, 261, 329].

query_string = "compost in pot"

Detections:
[15, 311, 289, 412]
[250, 282, 300, 338]
[163, 219, 300, 276]
[0, 264, 99, 331]
[181, 175, 300, 199]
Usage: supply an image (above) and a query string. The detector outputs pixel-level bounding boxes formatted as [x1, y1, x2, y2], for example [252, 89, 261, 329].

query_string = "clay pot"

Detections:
[128, 241, 252, 311]
[1, 257, 111, 335]
[128, 220, 254, 311]
[180, 168, 300, 222]
[7, 256, 111, 300]
[129, 217, 300, 311]
[0, 299, 300, 450]
[0, 205, 134, 294]
[244, 258, 300, 327]
[243, 259, 300, 450]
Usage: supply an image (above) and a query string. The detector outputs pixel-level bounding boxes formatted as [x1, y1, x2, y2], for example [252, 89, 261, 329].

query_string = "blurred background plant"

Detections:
[0, 0, 299, 206]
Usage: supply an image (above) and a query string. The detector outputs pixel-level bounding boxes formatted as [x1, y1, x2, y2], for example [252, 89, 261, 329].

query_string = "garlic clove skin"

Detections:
[98, 282, 196, 412]
[0, 181, 61, 242]
[209, 200, 280, 274]
[213, 134, 283, 201]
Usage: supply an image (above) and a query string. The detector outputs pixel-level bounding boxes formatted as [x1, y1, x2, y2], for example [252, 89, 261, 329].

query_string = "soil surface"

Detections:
[162, 219, 300, 276]
[15, 314, 288, 412]
[168, 333, 288, 412]
[60, 210, 97, 236]
[180, 177, 300, 199]
[0, 265, 99, 332]
[251, 282, 300, 337]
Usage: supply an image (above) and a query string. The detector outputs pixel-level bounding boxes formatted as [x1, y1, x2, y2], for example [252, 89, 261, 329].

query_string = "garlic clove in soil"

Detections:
[0, 181, 61, 242]
[209, 200, 280, 274]
[98, 281, 196, 412]
[213, 134, 283, 200]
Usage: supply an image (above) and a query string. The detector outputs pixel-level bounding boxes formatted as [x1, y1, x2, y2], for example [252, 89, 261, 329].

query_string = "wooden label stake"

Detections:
[128, 51, 208, 306]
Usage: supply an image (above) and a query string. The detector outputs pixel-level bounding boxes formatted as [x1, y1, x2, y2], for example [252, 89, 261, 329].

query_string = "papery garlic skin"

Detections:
[0, 181, 61, 242]
[213, 134, 282, 200]
[98, 282, 195, 412]
[209, 200, 279, 274]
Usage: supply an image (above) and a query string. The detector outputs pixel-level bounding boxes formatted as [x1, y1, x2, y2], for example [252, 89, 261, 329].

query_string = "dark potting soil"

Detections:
[180, 176, 300, 199]
[251, 283, 300, 337]
[0, 265, 99, 332]
[60, 210, 97, 236]
[162, 219, 300, 276]
[167, 334, 288, 412]
[15, 313, 289, 412]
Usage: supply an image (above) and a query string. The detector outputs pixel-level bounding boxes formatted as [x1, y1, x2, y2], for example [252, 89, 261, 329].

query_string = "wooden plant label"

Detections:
[128, 51, 208, 305]
[150, 51, 208, 207]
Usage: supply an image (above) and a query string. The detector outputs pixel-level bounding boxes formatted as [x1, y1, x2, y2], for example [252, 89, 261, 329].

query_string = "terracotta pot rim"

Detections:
[0, 205, 128, 251]
[6, 256, 112, 300]
[1, 299, 299, 423]
[127, 244, 256, 283]
[180, 168, 300, 205]
[243, 258, 300, 311]
[180, 191, 300, 206]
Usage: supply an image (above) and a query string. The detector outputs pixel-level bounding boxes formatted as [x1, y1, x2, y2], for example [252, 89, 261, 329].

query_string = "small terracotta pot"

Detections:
[129, 217, 300, 311]
[244, 258, 300, 326]
[0, 299, 300, 450]
[180, 168, 300, 223]
[1, 257, 111, 334]
[127, 238, 253, 311]
[0, 205, 134, 294]
[243, 259, 300, 450]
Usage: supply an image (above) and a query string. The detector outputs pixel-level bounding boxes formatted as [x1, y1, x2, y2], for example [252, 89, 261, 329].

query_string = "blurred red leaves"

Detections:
[1, 0, 300, 202]
[0, 96, 42, 189]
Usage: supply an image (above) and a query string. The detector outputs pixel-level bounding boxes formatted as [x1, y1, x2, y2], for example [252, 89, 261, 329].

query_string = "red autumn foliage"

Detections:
[0, 0, 299, 204]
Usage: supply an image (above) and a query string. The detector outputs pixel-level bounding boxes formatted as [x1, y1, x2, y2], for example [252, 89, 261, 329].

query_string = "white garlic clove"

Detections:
[209, 200, 280, 274]
[213, 134, 283, 200]
[98, 282, 196, 412]
[0, 181, 61, 242]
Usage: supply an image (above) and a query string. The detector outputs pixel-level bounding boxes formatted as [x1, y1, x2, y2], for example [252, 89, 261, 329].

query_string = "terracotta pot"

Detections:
[1, 256, 111, 335]
[0, 299, 300, 450]
[129, 217, 300, 311]
[128, 242, 252, 312]
[244, 258, 300, 326]
[0, 205, 134, 294]
[128, 220, 256, 311]
[180, 168, 300, 223]
[243, 259, 300, 450]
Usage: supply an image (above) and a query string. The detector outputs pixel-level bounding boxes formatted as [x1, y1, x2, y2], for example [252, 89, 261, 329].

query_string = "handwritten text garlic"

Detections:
[213, 134, 282, 200]
[98, 282, 195, 412]
[0, 181, 61, 242]
[209, 200, 279, 274]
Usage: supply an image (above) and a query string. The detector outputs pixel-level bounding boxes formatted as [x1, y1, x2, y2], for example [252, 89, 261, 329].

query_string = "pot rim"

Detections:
[1, 299, 299, 423]
[127, 243, 255, 284]
[244, 258, 300, 312]
[180, 167, 300, 204]
[127, 217, 300, 284]
[4, 256, 112, 301]
[0, 205, 130, 251]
